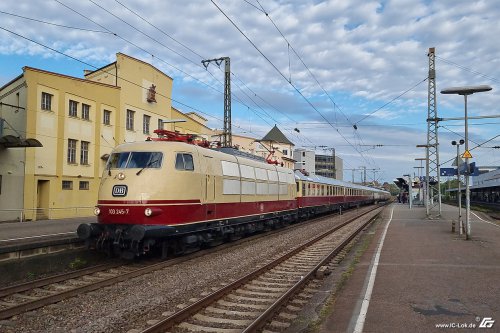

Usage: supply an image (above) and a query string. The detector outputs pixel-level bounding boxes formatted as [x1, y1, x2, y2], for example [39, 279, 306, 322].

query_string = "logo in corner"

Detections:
[479, 317, 495, 329]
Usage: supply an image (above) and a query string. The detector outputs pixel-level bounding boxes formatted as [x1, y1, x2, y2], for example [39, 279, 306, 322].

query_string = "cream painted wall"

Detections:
[0, 54, 180, 221]
[0, 77, 27, 221]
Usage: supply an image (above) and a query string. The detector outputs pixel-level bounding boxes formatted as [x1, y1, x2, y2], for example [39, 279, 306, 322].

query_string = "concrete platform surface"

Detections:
[0, 216, 95, 244]
[320, 203, 500, 333]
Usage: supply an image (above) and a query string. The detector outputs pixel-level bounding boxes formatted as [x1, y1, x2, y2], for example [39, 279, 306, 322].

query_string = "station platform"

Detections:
[320, 203, 500, 333]
[0, 216, 94, 257]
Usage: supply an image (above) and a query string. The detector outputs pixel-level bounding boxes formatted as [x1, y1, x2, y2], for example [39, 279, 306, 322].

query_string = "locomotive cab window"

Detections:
[175, 153, 194, 171]
[107, 152, 163, 169]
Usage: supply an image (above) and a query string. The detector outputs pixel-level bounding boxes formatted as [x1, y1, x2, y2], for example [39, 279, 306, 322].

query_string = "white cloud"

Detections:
[1, 0, 499, 180]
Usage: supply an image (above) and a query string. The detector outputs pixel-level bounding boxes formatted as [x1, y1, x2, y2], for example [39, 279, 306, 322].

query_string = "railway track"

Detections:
[0, 204, 383, 324]
[136, 204, 385, 333]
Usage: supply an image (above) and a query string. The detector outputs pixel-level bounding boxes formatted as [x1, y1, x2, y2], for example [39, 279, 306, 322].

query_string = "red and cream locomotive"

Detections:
[78, 130, 389, 258]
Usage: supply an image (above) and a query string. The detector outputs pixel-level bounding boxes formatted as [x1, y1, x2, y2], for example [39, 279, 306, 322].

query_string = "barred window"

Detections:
[69, 100, 78, 117]
[103, 110, 111, 125]
[82, 104, 90, 120]
[68, 139, 77, 164]
[62, 180, 73, 190]
[81, 141, 89, 165]
[79, 181, 89, 190]
[126, 110, 135, 131]
[143, 115, 151, 134]
[41, 92, 53, 111]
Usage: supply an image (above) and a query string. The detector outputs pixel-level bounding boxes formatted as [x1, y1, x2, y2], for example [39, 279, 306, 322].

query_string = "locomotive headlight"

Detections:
[94, 207, 101, 216]
[117, 172, 126, 180]
[144, 207, 162, 217]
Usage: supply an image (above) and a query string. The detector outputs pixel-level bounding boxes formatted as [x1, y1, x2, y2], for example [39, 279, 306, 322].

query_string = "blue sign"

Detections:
[457, 162, 479, 176]
[459, 162, 468, 174]
[440, 168, 457, 176]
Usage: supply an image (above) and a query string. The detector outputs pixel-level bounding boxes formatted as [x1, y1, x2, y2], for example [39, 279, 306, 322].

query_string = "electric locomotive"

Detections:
[78, 130, 390, 259]
[78, 130, 297, 259]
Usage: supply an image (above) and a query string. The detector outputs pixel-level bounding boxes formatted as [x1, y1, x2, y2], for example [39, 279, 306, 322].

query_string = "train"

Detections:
[77, 130, 390, 259]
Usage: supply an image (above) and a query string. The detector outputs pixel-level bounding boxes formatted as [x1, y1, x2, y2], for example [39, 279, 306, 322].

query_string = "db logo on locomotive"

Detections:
[112, 185, 128, 197]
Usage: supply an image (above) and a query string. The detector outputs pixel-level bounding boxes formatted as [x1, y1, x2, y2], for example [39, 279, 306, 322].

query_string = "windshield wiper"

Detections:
[136, 158, 160, 175]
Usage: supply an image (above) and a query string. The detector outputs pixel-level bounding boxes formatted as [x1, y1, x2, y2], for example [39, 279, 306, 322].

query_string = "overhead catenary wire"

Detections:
[253, 0, 352, 126]
[86, 0, 312, 144]
[436, 55, 500, 84]
[355, 77, 428, 125]
[0, 9, 113, 34]
[0, 26, 266, 139]
[439, 127, 500, 166]
[50, 0, 283, 138]
[210, 0, 375, 168]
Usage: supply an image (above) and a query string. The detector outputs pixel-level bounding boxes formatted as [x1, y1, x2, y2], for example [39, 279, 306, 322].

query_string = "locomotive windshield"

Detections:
[107, 152, 163, 169]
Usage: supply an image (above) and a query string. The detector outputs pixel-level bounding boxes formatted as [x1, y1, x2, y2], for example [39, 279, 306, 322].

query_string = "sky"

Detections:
[1, 0, 500, 184]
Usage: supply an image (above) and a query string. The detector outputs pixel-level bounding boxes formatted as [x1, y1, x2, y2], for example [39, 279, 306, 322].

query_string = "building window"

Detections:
[41, 92, 53, 111]
[82, 104, 90, 120]
[68, 139, 77, 164]
[103, 110, 111, 125]
[62, 180, 73, 190]
[69, 100, 78, 117]
[143, 115, 151, 134]
[158, 119, 163, 130]
[126, 110, 135, 131]
[282, 149, 288, 156]
[79, 181, 89, 190]
[81, 141, 90, 165]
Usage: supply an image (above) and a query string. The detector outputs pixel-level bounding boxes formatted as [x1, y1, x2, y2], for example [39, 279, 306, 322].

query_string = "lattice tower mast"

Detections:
[426, 47, 442, 216]
[202, 57, 232, 147]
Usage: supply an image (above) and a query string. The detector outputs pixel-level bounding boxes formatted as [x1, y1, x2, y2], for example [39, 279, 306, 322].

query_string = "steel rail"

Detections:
[0, 203, 383, 321]
[0, 263, 122, 298]
[139, 204, 385, 333]
[243, 207, 380, 332]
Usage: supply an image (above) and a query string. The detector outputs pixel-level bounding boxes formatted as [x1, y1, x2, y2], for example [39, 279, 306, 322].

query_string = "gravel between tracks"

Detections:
[0, 207, 371, 333]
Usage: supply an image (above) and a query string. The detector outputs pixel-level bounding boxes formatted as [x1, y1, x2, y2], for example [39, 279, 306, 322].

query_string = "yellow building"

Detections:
[0, 53, 176, 221]
[171, 108, 214, 139]
[0, 53, 296, 222]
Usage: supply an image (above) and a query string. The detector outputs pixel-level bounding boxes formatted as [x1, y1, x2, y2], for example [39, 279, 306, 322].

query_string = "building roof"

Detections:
[22, 67, 119, 89]
[261, 125, 293, 146]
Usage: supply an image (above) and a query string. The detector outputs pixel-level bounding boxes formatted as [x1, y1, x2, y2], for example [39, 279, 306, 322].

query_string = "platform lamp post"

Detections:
[415, 157, 427, 206]
[451, 139, 465, 234]
[441, 85, 492, 240]
[414, 164, 424, 205]
[403, 174, 412, 209]
[416, 145, 433, 216]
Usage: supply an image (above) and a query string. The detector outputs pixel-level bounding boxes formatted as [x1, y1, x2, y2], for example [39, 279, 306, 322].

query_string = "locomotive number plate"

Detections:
[112, 185, 128, 197]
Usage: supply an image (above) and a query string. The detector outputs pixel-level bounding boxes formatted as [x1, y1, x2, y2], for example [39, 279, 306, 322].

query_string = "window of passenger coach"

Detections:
[175, 153, 194, 171]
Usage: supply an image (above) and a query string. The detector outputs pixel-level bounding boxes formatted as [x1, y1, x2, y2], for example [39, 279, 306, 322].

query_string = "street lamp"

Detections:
[416, 145, 436, 216]
[415, 157, 427, 208]
[451, 139, 465, 234]
[441, 85, 492, 240]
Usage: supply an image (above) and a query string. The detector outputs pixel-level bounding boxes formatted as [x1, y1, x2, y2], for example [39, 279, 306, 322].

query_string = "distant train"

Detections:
[78, 131, 390, 258]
